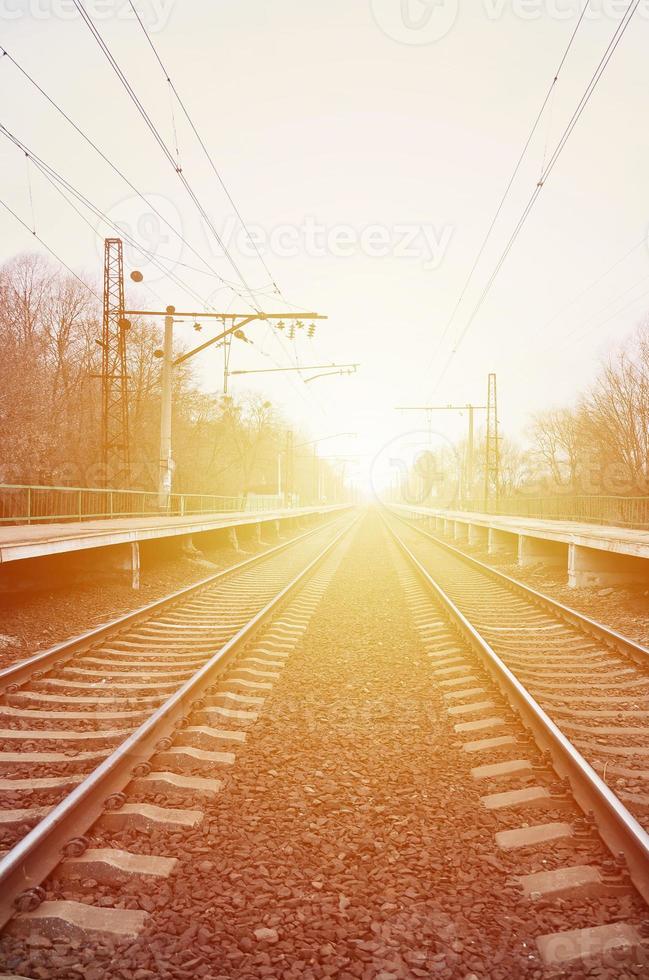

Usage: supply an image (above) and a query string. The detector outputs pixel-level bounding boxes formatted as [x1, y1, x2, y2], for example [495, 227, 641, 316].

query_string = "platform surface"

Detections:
[0, 505, 349, 564]
[389, 504, 649, 559]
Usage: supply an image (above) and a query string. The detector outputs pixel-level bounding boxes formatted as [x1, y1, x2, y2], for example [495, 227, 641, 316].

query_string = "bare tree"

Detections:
[580, 326, 649, 494]
[529, 407, 581, 491]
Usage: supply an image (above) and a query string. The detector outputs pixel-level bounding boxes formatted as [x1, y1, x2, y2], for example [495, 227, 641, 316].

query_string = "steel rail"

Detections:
[0, 510, 352, 693]
[0, 513, 358, 928]
[383, 513, 649, 907]
[387, 506, 649, 670]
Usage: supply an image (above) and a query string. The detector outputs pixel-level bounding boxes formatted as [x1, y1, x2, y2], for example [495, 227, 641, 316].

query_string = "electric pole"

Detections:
[223, 331, 234, 395]
[484, 372, 500, 510]
[285, 431, 294, 507]
[126, 305, 327, 507]
[100, 239, 131, 487]
[159, 306, 175, 508]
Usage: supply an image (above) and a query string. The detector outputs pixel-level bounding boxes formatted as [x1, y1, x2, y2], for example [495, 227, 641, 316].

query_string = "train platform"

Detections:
[390, 503, 649, 587]
[0, 504, 348, 565]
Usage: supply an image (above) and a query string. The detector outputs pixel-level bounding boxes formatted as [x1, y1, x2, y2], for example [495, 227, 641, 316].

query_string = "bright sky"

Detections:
[2, 1, 649, 494]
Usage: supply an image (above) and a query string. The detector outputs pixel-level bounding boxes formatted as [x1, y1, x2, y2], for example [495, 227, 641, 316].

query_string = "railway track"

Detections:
[0, 507, 648, 977]
[383, 511, 649, 885]
[0, 510, 355, 929]
[381, 511, 649, 971]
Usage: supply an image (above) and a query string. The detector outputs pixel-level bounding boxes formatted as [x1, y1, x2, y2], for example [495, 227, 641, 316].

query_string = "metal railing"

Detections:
[0, 485, 287, 525]
[451, 495, 649, 529]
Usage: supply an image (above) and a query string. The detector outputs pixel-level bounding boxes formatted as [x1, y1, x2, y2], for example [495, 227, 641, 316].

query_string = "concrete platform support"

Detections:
[181, 536, 201, 557]
[442, 519, 454, 537]
[0, 541, 142, 594]
[434, 516, 445, 533]
[236, 523, 263, 549]
[518, 535, 568, 568]
[568, 544, 649, 589]
[468, 525, 489, 548]
[144, 533, 202, 562]
[105, 542, 140, 590]
[175, 535, 203, 559]
[260, 520, 280, 542]
[488, 528, 517, 556]
[453, 522, 469, 544]
[194, 526, 241, 553]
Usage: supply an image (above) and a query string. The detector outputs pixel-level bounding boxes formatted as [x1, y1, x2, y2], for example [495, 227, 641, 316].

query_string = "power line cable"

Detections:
[532, 236, 647, 336]
[127, 0, 283, 298]
[431, 0, 640, 394]
[517, 277, 649, 389]
[71, 0, 259, 310]
[419, 2, 589, 393]
[0, 124, 227, 312]
[554, 274, 649, 352]
[0, 45, 253, 296]
[0, 196, 100, 300]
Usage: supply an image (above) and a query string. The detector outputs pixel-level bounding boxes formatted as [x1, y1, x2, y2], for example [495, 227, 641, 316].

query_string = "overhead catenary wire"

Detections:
[127, 0, 283, 299]
[0, 46, 257, 297]
[0, 197, 100, 300]
[516, 276, 649, 390]
[71, 0, 259, 311]
[4, 143, 320, 411]
[0, 124, 235, 314]
[553, 275, 649, 354]
[24, 151, 36, 233]
[69, 2, 327, 407]
[532, 235, 648, 337]
[431, 0, 641, 395]
[419, 2, 590, 395]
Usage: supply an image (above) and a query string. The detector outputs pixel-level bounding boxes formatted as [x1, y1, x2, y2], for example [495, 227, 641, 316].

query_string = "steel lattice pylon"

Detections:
[484, 372, 499, 508]
[101, 239, 131, 486]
